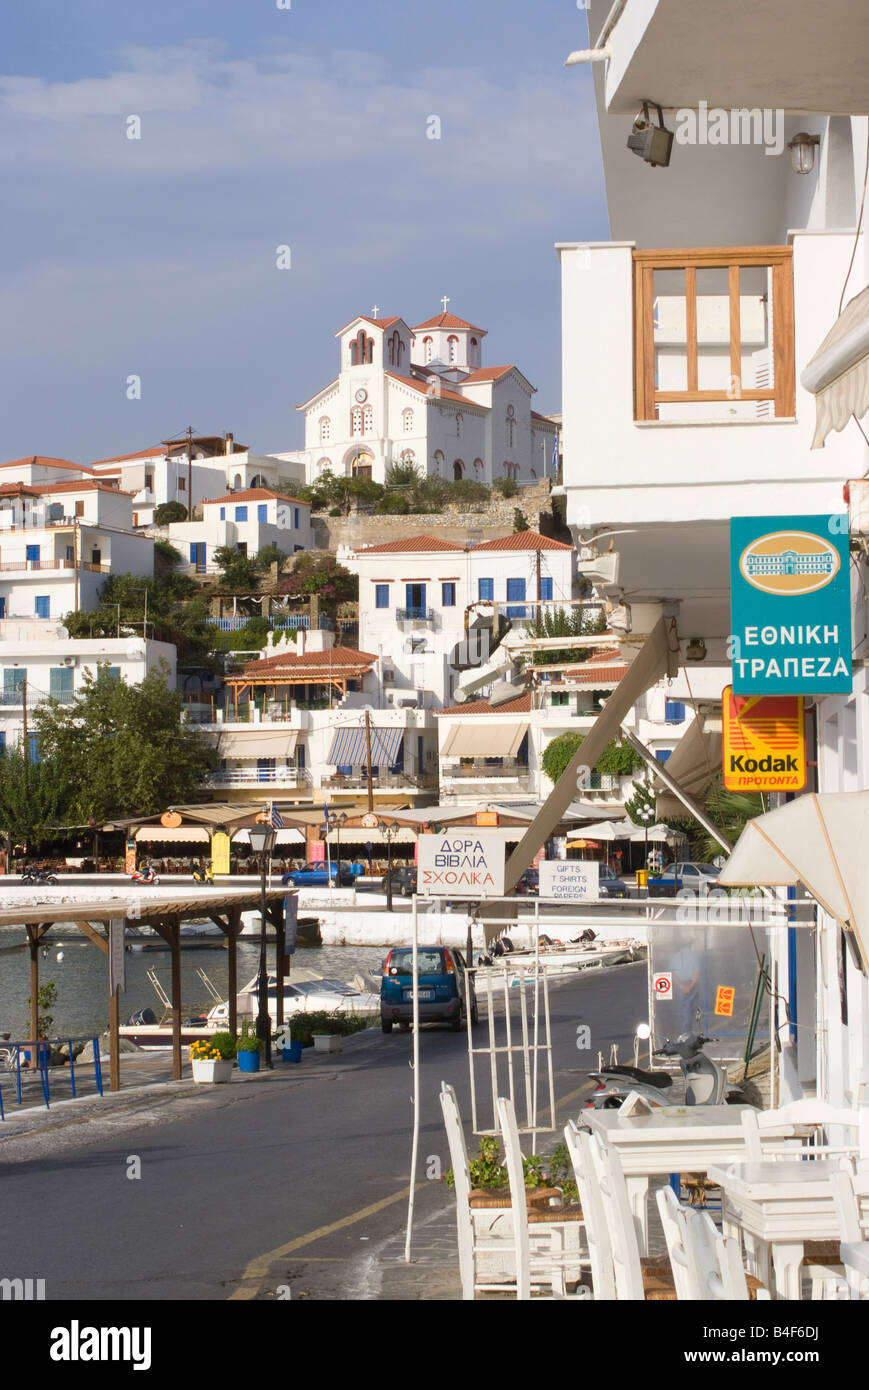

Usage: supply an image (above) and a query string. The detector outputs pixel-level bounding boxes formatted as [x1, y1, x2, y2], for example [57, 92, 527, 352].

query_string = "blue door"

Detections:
[26, 544, 40, 566]
[405, 583, 426, 619]
[257, 758, 275, 783]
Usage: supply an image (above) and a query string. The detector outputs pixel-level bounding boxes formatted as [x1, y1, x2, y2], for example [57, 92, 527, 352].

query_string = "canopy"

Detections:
[327, 725, 404, 767]
[136, 826, 210, 843]
[568, 820, 625, 841]
[718, 791, 869, 969]
[234, 826, 304, 846]
[626, 821, 674, 843]
[441, 722, 529, 760]
[218, 730, 298, 758]
[801, 285, 869, 448]
[655, 711, 723, 819]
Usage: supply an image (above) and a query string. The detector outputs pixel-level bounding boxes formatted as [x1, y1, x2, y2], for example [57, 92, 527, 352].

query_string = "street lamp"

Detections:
[248, 823, 277, 1068]
[379, 820, 397, 912]
[634, 799, 656, 886]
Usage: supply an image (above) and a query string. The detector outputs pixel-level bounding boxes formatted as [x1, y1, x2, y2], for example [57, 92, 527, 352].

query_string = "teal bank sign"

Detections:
[730, 515, 852, 695]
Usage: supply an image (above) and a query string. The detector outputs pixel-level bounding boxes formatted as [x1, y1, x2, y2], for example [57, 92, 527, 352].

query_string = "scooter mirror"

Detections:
[635, 1022, 651, 1040]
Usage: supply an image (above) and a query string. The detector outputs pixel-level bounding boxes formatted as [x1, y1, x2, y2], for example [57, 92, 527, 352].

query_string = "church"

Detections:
[278, 303, 558, 488]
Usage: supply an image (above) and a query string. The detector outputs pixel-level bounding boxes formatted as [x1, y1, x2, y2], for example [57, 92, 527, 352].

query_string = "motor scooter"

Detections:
[587, 1023, 758, 1110]
[192, 864, 214, 884]
[130, 865, 159, 886]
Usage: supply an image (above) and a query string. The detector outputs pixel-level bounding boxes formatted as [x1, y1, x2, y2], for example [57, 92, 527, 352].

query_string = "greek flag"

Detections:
[551, 434, 558, 473]
[269, 802, 284, 830]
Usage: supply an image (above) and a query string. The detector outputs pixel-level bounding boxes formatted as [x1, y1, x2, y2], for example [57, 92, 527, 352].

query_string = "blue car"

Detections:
[281, 861, 355, 888]
[380, 946, 478, 1033]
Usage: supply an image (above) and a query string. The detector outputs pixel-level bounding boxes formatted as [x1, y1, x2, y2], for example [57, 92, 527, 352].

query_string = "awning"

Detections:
[498, 615, 679, 920]
[234, 827, 304, 846]
[135, 826, 210, 843]
[801, 285, 869, 449]
[718, 791, 869, 971]
[441, 722, 529, 759]
[327, 726, 404, 767]
[218, 730, 299, 758]
[655, 711, 723, 819]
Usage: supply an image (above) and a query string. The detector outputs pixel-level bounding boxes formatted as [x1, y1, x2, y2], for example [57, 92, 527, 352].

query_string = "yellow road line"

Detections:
[228, 1184, 423, 1300]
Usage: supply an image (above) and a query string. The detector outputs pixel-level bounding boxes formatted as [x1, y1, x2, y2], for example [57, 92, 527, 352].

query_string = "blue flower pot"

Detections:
[237, 1050, 260, 1073]
[282, 1042, 304, 1063]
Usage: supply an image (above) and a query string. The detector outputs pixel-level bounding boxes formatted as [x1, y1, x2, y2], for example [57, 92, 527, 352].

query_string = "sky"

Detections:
[0, 0, 608, 464]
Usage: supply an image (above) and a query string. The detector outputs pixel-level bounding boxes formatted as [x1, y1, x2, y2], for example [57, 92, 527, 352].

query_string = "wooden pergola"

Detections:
[0, 885, 294, 1093]
[224, 646, 377, 717]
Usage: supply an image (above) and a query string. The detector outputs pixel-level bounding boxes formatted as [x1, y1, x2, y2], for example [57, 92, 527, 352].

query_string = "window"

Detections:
[0, 731, 5, 755]
[506, 406, 515, 447]
[551, 691, 570, 707]
[540, 577, 553, 601]
[3, 669, 25, 700]
[26, 544, 40, 565]
[405, 583, 427, 619]
[351, 407, 363, 437]
[49, 667, 74, 703]
[656, 749, 672, 764]
[320, 416, 331, 443]
[145, 473, 153, 490]
[190, 542, 206, 573]
[296, 744, 306, 770]
[35, 596, 50, 619]
[453, 460, 464, 480]
[403, 408, 414, 433]
[433, 450, 445, 474]
[375, 584, 390, 609]
[220, 507, 226, 520]
[236, 542, 247, 557]
[664, 700, 686, 723]
[388, 331, 404, 367]
[234, 506, 248, 522]
[74, 501, 85, 518]
[178, 477, 186, 491]
[448, 336, 459, 363]
[506, 577, 526, 618]
[423, 336, 433, 363]
[442, 582, 456, 607]
[456, 412, 463, 437]
[28, 733, 40, 763]
[363, 405, 374, 435]
[350, 329, 374, 366]
[478, 578, 494, 601]
[294, 508, 300, 529]
[104, 666, 121, 681]
[257, 504, 268, 523]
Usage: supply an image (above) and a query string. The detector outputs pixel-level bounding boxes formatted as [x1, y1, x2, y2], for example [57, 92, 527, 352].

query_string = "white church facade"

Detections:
[278, 305, 558, 489]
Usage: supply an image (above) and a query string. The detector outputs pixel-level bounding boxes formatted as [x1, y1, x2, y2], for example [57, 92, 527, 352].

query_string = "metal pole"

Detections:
[256, 851, 272, 1067]
[404, 894, 421, 1262]
[365, 709, 374, 814]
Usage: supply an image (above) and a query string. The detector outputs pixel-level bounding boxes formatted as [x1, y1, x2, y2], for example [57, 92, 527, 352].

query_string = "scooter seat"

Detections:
[605, 1065, 673, 1088]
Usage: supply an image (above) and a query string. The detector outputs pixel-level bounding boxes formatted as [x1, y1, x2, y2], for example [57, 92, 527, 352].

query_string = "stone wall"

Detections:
[311, 481, 557, 551]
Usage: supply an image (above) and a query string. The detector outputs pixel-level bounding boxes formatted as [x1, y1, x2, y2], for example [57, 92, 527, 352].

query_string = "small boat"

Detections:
[479, 935, 647, 977]
[126, 923, 227, 952]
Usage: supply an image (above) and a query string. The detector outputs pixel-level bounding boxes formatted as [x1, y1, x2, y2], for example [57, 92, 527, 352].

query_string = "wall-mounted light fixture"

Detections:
[787, 132, 820, 175]
[627, 102, 674, 168]
[685, 637, 707, 662]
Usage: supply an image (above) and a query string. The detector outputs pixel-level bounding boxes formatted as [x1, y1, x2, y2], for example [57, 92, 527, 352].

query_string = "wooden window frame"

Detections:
[633, 246, 794, 421]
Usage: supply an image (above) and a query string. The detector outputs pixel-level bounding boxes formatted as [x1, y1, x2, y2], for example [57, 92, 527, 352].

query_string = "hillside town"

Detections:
[1, 0, 869, 1342]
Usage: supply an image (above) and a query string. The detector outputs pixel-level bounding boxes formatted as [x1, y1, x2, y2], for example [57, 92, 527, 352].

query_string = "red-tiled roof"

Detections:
[229, 646, 377, 679]
[356, 535, 465, 555]
[437, 693, 532, 716]
[473, 530, 573, 552]
[0, 456, 90, 474]
[0, 483, 42, 497]
[385, 373, 487, 410]
[37, 479, 128, 496]
[91, 446, 164, 466]
[461, 366, 516, 384]
[335, 315, 405, 336]
[412, 313, 487, 334]
[531, 410, 557, 425]
[204, 487, 308, 506]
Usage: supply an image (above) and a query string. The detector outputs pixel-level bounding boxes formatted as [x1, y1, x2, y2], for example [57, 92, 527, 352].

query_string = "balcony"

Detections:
[441, 759, 535, 794]
[321, 769, 437, 792]
[395, 606, 436, 624]
[205, 766, 310, 789]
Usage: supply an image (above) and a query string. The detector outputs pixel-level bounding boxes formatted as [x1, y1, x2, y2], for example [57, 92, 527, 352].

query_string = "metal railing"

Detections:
[395, 607, 435, 623]
[206, 616, 312, 631]
[205, 766, 308, 787]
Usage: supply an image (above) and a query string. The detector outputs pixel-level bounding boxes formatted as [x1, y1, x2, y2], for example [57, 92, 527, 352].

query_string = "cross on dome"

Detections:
[441, 295, 450, 314]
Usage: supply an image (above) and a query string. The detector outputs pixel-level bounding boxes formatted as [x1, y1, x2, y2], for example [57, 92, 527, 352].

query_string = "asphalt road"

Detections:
[0, 962, 647, 1302]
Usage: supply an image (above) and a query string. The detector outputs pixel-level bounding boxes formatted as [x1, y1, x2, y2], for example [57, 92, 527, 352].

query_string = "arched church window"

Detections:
[320, 416, 331, 443]
[363, 405, 374, 435]
[448, 336, 459, 364]
[351, 407, 363, 437]
[402, 408, 414, 433]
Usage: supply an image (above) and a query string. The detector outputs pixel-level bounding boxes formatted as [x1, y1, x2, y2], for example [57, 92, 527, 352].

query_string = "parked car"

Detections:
[380, 946, 477, 1033]
[381, 866, 417, 897]
[515, 867, 540, 895]
[280, 861, 355, 888]
[647, 861, 722, 896]
[597, 863, 630, 898]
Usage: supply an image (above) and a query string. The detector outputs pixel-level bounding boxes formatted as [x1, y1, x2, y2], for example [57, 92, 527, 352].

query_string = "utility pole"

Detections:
[73, 519, 79, 614]
[187, 424, 194, 517]
[21, 680, 28, 763]
[365, 708, 374, 813]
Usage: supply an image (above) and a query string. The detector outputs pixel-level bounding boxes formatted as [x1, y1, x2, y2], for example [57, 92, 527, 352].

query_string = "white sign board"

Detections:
[417, 831, 506, 899]
[109, 919, 126, 994]
[653, 972, 673, 1000]
[284, 894, 298, 956]
[537, 860, 600, 901]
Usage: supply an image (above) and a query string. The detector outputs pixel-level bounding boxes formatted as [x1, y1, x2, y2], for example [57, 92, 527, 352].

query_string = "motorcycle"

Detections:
[130, 866, 159, 886]
[21, 866, 59, 886]
[192, 865, 214, 885]
[587, 1028, 759, 1110]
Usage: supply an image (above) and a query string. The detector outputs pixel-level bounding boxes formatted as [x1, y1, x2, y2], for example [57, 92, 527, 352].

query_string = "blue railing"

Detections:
[207, 616, 312, 632]
[395, 607, 435, 622]
[0, 1035, 103, 1116]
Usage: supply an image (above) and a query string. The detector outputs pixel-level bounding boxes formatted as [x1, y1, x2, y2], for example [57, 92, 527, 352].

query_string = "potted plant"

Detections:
[189, 1032, 235, 1084]
[236, 1020, 265, 1073]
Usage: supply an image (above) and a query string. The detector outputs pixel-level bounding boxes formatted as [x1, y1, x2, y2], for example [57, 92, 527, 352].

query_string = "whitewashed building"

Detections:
[277, 310, 558, 487]
[163, 488, 313, 575]
[554, 0, 869, 1108]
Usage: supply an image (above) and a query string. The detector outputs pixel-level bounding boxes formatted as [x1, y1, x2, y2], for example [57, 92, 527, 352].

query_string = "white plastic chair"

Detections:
[564, 1122, 616, 1300]
[655, 1186, 695, 1300]
[832, 1170, 869, 1299]
[656, 1186, 770, 1301]
[740, 1102, 862, 1162]
[440, 1082, 518, 1299]
[585, 1129, 675, 1301]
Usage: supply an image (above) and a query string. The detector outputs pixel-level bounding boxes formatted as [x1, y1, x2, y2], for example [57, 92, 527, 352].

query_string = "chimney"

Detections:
[225, 432, 234, 455]
[296, 628, 306, 656]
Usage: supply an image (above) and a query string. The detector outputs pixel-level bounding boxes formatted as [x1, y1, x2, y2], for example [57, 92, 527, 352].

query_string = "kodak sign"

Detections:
[722, 687, 806, 792]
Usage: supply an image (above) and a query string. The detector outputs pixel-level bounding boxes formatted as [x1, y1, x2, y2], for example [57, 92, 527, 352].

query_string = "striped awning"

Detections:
[327, 725, 404, 768]
[802, 285, 869, 448]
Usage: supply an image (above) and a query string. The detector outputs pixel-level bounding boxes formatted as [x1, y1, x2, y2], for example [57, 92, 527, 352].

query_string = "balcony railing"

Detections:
[633, 246, 795, 421]
[321, 769, 438, 791]
[0, 559, 109, 574]
[206, 616, 312, 631]
[0, 688, 75, 706]
[205, 767, 309, 788]
[395, 607, 435, 623]
[442, 759, 531, 779]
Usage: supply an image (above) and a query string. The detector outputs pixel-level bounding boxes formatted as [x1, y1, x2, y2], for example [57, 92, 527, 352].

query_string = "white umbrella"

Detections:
[718, 791, 869, 970]
[626, 822, 673, 843]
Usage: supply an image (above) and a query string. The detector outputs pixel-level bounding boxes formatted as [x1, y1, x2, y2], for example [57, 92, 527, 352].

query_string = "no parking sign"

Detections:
[653, 972, 673, 1000]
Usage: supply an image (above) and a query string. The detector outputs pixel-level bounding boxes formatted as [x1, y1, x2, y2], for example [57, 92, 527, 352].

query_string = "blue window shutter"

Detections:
[0, 731, 5, 753]
[235, 506, 248, 522]
[26, 544, 40, 564]
[478, 578, 494, 601]
[35, 596, 50, 618]
[665, 701, 686, 723]
[189, 543, 198, 563]
[258, 504, 268, 523]
[442, 582, 456, 607]
[294, 508, 300, 528]
[220, 507, 225, 521]
[506, 578, 526, 602]
[28, 733, 40, 763]
[656, 749, 672, 764]
[375, 584, 389, 609]
[540, 577, 553, 601]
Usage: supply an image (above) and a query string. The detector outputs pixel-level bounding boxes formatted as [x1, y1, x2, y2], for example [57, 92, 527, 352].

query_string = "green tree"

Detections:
[0, 749, 72, 848]
[301, 469, 385, 515]
[493, 477, 518, 499]
[279, 551, 358, 610]
[625, 781, 657, 825]
[213, 546, 259, 591]
[513, 508, 530, 532]
[541, 732, 641, 786]
[32, 665, 217, 823]
[384, 457, 421, 489]
[541, 732, 584, 785]
[154, 501, 188, 525]
[530, 605, 605, 666]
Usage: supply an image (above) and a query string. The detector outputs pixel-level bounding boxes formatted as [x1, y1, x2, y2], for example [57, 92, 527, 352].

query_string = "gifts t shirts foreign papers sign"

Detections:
[729, 515, 852, 695]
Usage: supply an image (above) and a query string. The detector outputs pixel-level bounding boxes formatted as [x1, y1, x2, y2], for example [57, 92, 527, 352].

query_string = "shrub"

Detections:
[154, 502, 188, 525]
[493, 477, 518, 498]
[285, 1011, 377, 1047]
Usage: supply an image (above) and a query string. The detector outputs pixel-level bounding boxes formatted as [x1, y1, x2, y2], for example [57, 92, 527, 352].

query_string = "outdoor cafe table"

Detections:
[707, 1161, 841, 1301]
[584, 1105, 793, 1252]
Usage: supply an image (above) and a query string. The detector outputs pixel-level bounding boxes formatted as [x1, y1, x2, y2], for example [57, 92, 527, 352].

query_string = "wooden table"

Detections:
[708, 1160, 841, 1300]
[584, 1105, 793, 1252]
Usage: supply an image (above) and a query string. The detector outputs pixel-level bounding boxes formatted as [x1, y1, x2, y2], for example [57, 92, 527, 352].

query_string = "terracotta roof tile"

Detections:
[204, 487, 308, 506]
[90, 446, 164, 466]
[385, 373, 487, 411]
[229, 645, 377, 679]
[412, 313, 487, 334]
[355, 535, 466, 555]
[437, 693, 532, 715]
[473, 530, 573, 552]
[0, 456, 90, 474]
[461, 366, 516, 384]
